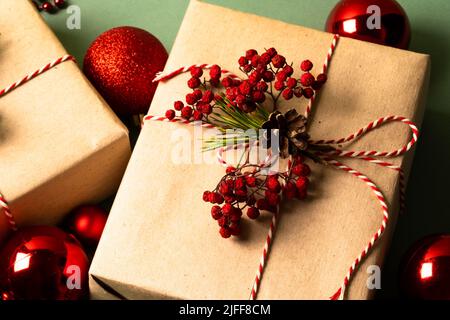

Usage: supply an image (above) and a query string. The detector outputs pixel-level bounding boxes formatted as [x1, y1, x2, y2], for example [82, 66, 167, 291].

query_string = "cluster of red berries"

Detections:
[165, 47, 327, 121]
[203, 155, 311, 239]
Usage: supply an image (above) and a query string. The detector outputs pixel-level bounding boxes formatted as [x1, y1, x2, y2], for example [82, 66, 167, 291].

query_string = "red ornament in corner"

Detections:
[84, 26, 168, 116]
[400, 234, 450, 300]
[325, 0, 411, 50]
[0, 226, 89, 300]
[64, 205, 108, 248]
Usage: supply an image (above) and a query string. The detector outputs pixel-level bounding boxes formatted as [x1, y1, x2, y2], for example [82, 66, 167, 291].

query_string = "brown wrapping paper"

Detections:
[0, 0, 131, 243]
[90, 0, 430, 299]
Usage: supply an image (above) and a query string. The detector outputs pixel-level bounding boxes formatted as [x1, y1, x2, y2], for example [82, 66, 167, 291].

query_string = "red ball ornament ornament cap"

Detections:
[400, 234, 450, 300]
[0, 226, 89, 300]
[325, 0, 411, 50]
[83, 26, 168, 116]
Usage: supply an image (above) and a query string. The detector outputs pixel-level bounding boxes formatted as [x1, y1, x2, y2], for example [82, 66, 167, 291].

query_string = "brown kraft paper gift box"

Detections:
[0, 0, 131, 243]
[90, 0, 430, 299]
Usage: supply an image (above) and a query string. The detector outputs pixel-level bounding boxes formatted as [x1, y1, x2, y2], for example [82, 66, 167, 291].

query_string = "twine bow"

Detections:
[145, 34, 419, 300]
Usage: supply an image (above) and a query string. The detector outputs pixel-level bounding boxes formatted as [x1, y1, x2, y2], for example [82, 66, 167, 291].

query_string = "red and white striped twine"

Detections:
[153, 63, 241, 83]
[145, 33, 419, 300]
[0, 55, 76, 232]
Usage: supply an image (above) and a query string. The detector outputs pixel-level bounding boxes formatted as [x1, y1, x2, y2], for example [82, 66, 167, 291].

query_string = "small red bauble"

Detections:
[400, 234, 450, 300]
[83, 26, 168, 116]
[41, 1, 54, 12]
[64, 205, 108, 248]
[54, 0, 66, 9]
[325, 0, 411, 50]
[0, 226, 89, 300]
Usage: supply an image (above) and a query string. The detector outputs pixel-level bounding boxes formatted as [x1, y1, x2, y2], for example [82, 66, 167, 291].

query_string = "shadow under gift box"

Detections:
[90, 0, 430, 300]
[0, 0, 131, 243]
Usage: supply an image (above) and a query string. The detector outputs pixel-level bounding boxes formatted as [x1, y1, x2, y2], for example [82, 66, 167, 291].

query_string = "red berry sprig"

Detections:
[165, 47, 327, 122]
[203, 155, 310, 238]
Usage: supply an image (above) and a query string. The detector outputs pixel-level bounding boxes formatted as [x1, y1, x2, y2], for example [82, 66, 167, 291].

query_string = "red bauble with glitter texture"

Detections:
[400, 234, 450, 300]
[83, 26, 168, 116]
[64, 205, 108, 248]
[0, 226, 89, 300]
[325, 0, 411, 50]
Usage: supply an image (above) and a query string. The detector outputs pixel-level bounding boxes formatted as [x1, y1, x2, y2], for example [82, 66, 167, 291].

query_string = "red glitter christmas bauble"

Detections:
[400, 234, 450, 300]
[83, 26, 168, 116]
[64, 205, 108, 248]
[325, 0, 411, 49]
[0, 226, 89, 300]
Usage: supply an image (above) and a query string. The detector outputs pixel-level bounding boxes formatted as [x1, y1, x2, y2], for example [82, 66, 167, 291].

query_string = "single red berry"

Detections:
[193, 110, 203, 121]
[212, 192, 224, 204]
[41, 1, 54, 12]
[276, 71, 288, 82]
[251, 55, 261, 67]
[249, 71, 262, 84]
[190, 66, 203, 78]
[292, 163, 311, 177]
[211, 206, 222, 220]
[296, 176, 309, 193]
[222, 203, 233, 216]
[239, 81, 252, 95]
[256, 81, 269, 92]
[186, 93, 198, 105]
[265, 190, 280, 206]
[303, 88, 314, 99]
[286, 78, 297, 89]
[235, 177, 246, 190]
[260, 53, 271, 65]
[54, 0, 66, 8]
[188, 77, 201, 89]
[282, 88, 294, 100]
[245, 176, 257, 187]
[247, 207, 260, 220]
[283, 65, 294, 77]
[252, 90, 266, 103]
[235, 94, 246, 106]
[174, 101, 184, 111]
[246, 49, 258, 59]
[271, 55, 286, 68]
[234, 189, 248, 198]
[165, 109, 175, 120]
[222, 77, 234, 88]
[219, 182, 232, 196]
[238, 56, 248, 66]
[193, 89, 203, 100]
[262, 70, 274, 82]
[210, 65, 222, 80]
[266, 176, 281, 192]
[316, 73, 328, 84]
[220, 226, 231, 238]
[300, 60, 314, 72]
[300, 73, 315, 87]
[202, 90, 214, 103]
[283, 181, 297, 200]
[226, 166, 236, 174]
[230, 211, 242, 222]
[229, 223, 241, 236]
[294, 88, 303, 98]
[218, 216, 228, 227]
[274, 81, 285, 91]
[266, 47, 277, 58]
[181, 106, 193, 119]
[203, 191, 211, 202]
[243, 64, 253, 73]
[224, 195, 235, 203]
[201, 104, 212, 115]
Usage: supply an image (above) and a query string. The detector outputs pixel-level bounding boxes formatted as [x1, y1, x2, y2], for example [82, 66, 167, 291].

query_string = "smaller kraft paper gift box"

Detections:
[90, 0, 430, 299]
[0, 0, 131, 243]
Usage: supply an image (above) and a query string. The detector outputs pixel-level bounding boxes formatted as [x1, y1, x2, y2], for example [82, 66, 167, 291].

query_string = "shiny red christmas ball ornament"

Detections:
[325, 0, 411, 50]
[0, 226, 89, 300]
[64, 205, 108, 248]
[83, 26, 168, 116]
[400, 234, 450, 300]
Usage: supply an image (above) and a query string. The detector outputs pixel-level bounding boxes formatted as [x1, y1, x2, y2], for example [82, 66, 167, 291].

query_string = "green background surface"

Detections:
[44, 0, 450, 299]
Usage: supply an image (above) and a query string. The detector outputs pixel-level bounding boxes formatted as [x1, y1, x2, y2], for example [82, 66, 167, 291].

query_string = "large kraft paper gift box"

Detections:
[90, 0, 430, 299]
[0, 0, 131, 243]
